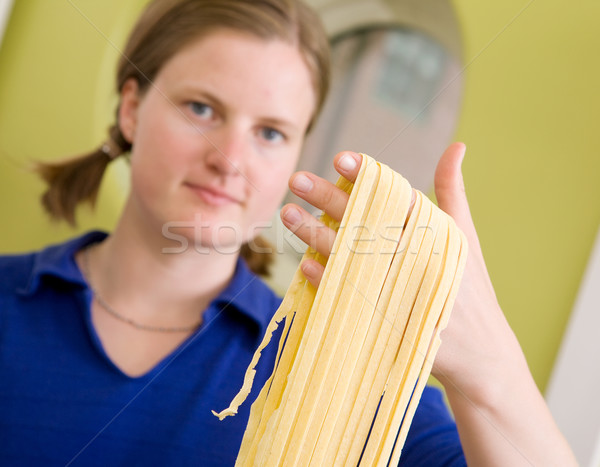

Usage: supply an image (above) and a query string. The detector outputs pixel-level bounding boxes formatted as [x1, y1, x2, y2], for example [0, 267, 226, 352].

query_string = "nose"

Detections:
[204, 125, 248, 177]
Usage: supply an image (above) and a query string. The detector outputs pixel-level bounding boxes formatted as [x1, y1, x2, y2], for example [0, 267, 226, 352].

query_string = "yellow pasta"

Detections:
[213, 154, 467, 466]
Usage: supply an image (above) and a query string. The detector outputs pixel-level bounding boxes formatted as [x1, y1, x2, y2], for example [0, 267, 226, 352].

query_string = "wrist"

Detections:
[442, 346, 537, 417]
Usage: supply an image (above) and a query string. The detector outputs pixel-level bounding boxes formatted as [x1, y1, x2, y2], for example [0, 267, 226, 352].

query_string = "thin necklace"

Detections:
[81, 246, 201, 333]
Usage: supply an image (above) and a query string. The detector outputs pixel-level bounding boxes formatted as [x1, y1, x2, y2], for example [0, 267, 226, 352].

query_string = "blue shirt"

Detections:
[0, 232, 465, 466]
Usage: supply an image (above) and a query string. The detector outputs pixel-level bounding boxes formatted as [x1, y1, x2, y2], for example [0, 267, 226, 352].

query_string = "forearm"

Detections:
[444, 354, 577, 467]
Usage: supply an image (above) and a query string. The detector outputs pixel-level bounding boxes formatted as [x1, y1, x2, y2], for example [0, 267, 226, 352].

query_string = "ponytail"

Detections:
[35, 124, 130, 226]
[241, 236, 275, 278]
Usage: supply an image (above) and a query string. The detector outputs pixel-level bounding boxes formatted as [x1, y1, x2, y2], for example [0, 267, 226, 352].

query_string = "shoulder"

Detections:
[0, 231, 108, 295]
[0, 251, 36, 294]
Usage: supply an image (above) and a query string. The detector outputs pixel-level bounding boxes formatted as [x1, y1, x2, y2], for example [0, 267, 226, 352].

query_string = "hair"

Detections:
[35, 0, 331, 276]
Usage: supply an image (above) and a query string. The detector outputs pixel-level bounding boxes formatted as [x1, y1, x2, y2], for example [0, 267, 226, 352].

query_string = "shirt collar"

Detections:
[19, 231, 279, 334]
[212, 257, 279, 335]
[18, 231, 108, 296]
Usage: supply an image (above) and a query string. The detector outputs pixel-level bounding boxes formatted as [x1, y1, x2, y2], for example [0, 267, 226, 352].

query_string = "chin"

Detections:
[158, 223, 242, 255]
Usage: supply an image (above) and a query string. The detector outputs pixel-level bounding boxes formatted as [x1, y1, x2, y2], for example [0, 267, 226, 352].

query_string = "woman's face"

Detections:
[120, 29, 316, 251]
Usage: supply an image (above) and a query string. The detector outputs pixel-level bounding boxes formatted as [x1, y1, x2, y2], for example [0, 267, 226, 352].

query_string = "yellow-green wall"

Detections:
[0, 1, 144, 248]
[450, 0, 600, 390]
[1, 0, 599, 392]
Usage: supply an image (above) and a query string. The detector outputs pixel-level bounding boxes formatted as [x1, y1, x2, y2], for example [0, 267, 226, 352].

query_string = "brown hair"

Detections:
[36, 0, 331, 276]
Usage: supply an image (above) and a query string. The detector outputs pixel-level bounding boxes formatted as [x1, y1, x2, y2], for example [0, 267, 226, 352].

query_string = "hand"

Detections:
[282, 146, 577, 465]
[280, 150, 362, 285]
[431, 144, 576, 466]
[429, 142, 526, 401]
[282, 145, 525, 398]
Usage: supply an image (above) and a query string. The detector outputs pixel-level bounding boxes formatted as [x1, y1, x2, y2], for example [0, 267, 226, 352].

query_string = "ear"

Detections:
[118, 78, 141, 143]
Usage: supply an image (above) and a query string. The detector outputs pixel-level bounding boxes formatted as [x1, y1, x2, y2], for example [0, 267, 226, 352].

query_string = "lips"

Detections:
[184, 182, 242, 206]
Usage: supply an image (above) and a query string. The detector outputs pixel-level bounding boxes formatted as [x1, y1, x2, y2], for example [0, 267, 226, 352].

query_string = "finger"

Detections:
[289, 172, 349, 223]
[280, 203, 337, 258]
[435, 143, 493, 284]
[300, 258, 325, 288]
[333, 151, 362, 183]
[434, 143, 479, 246]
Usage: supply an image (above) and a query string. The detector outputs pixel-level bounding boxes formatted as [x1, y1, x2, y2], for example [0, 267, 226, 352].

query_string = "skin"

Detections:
[77, 30, 315, 377]
[120, 31, 315, 252]
[282, 144, 577, 466]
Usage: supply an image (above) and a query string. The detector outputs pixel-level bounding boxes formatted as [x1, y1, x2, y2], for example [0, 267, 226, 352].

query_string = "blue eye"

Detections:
[261, 127, 284, 143]
[189, 102, 214, 119]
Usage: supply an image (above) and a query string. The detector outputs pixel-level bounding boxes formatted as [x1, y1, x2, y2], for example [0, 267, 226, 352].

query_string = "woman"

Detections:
[0, 0, 575, 465]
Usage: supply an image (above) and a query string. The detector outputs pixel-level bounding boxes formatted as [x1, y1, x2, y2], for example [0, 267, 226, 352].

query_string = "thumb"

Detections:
[434, 143, 478, 246]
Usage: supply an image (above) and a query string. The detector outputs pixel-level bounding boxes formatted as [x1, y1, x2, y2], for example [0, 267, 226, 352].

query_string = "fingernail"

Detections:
[283, 207, 302, 226]
[339, 154, 357, 172]
[301, 260, 318, 278]
[457, 142, 466, 165]
[291, 174, 313, 193]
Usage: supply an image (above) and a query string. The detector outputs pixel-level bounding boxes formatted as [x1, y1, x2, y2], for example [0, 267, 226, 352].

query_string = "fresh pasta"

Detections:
[213, 154, 468, 466]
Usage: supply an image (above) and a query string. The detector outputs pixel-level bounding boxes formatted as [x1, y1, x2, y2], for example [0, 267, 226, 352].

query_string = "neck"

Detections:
[85, 200, 240, 328]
